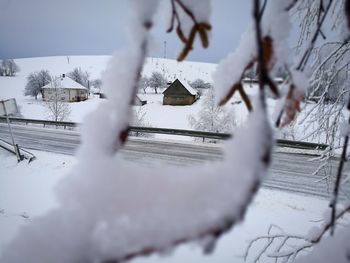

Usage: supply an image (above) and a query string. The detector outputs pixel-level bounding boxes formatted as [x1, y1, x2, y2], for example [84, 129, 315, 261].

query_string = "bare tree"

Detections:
[24, 70, 52, 100]
[67, 67, 90, 89]
[130, 107, 153, 137]
[138, 76, 149, 94]
[91, 78, 103, 94]
[285, 1, 350, 209]
[148, 71, 167, 94]
[188, 88, 235, 137]
[0, 64, 5, 76]
[44, 79, 71, 122]
[244, 204, 350, 263]
[189, 78, 212, 96]
[0, 59, 20, 76]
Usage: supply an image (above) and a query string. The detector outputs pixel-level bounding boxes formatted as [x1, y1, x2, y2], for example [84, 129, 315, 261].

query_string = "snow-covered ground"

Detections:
[0, 55, 346, 144]
[0, 149, 334, 262]
[0, 56, 250, 128]
[1, 56, 349, 262]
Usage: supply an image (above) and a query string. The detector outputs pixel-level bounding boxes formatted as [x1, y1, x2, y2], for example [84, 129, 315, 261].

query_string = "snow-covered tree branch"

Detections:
[1, 1, 350, 263]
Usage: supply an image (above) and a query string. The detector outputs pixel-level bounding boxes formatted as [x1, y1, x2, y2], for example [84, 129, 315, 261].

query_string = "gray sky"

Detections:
[0, 0, 251, 63]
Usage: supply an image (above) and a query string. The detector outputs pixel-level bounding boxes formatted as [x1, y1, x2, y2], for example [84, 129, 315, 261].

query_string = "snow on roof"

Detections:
[42, 76, 88, 90]
[176, 78, 198, 95]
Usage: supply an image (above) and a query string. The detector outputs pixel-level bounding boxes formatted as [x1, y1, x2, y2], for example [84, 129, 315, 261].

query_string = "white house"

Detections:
[42, 74, 88, 102]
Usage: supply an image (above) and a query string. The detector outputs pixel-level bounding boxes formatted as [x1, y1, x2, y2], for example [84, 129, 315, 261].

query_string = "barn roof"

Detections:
[42, 75, 88, 90]
[163, 78, 198, 96]
[178, 78, 198, 95]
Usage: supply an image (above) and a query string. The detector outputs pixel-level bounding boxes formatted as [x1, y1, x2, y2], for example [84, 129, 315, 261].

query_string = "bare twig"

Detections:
[285, 0, 299, 11]
[254, 0, 269, 106]
[112, 24, 151, 150]
[244, 205, 350, 262]
[296, 0, 334, 71]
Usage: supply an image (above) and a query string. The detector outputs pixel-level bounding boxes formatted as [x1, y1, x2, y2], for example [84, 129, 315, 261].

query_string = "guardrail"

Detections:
[0, 116, 329, 150]
[0, 138, 36, 162]
[0, 116, 77, 129]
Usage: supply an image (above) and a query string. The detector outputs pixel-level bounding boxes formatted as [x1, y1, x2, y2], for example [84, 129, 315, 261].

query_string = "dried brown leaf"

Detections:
[238, 85, 253, 112]
[198, 27, 209, 48]
[219, 82, 241, 106]
[280, 85, 303, 127]
[176, 25, 187, 43]
[177, 22, 211, 61]
[262, 36, 274, 70]
[177, 25, 196, 61]
[199, 22, 212, 30]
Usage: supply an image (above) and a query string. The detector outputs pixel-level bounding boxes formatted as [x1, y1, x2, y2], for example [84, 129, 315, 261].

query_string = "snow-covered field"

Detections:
[0, 149, 333, 262]
[0, 56, 250, 128]
[1, 55, 333, 143]
[1, 55, 332, 143]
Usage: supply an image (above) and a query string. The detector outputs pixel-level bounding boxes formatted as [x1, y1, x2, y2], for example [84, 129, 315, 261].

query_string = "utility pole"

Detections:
[0, 99, 21, 162]
[164, 41, 167, 59]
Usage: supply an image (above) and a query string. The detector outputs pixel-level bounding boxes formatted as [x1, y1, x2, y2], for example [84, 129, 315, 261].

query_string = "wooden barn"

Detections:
[42, 74, 88, 102]
[163, 79, 199, 105]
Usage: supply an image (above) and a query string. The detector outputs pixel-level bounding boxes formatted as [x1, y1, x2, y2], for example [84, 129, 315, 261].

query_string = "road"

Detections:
[1, 123, 350, 199]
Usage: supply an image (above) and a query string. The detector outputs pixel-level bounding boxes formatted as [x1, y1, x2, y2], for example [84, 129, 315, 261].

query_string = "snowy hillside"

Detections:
[0, 56, 250, 129]
[0, 55, 339, 144]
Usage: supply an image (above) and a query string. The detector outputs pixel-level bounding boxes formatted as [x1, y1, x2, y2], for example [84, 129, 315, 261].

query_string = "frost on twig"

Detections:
[166, 0, 211, 61]
[244, 205, 350, 263]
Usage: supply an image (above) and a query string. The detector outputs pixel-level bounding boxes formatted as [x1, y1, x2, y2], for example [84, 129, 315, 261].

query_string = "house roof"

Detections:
[42, 76, 88, 90]
[163, 78, 198, 96]
[178, 78, 198, 95]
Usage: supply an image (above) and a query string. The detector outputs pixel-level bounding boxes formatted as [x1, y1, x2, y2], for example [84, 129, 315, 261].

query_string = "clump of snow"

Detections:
[306, 226, 322, 242]
[0, 147, 335, 263]
[212, 26, 256, 101]
[291, 68, 309, 93]
[261, 0, 293, 65]
[0, 97, 273, 262]
[213, 0, 293, 102]
[296, 228, 350, 263]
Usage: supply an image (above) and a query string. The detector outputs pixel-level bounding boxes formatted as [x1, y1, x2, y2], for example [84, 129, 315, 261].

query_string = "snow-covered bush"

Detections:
[188, 88, 235, 142]
[130, 106, 154, 137]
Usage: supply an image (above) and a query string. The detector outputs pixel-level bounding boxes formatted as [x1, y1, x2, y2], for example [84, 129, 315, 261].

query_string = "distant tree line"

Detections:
[0, 59, 20, 76]
[138, 71, 168, 94]
[138, 72, 213, 95]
